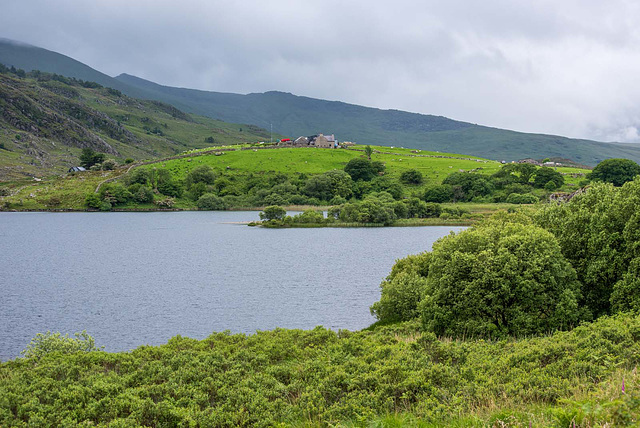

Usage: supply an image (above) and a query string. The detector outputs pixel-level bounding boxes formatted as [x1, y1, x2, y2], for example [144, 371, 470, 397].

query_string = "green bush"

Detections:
[260, 205, 287, 221]
[589, 158, 640, 186]
[534, 179, 640, 317]
[197, 193, 226, 210]
[84, 193, 102, 209]
[21, 330, 102, 359]
[132, 186, 154, 203]
[420, 217, 584, 338]
[399, 169, 424, 185]
[505, 193, 538, 204]
[371, 253, 431, 323]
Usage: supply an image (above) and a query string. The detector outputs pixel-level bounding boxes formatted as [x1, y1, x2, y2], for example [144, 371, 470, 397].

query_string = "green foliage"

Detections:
[260, 205, 287, 221]
[442, 172, 494, 202]
[185, 165, 216, 189]
[589, 158, 640, 186]
[3, 314, 640, 426]
[196, 193, 226, 210]
[364, 145, 373, 160]
[505, 192, 538, 204]
[21, 330, 102, 359]
[79, 147, 106, 169]
[371, 253, 431, 323]
[101, 159, 117, 171]
[421, 218, 583, 338]
[84, 193, 101, 209]
[125, 168, 151, 186]
[533, 167, 564, 189]
[423, 184, 454, 203]
[131, 186, 154, 203]
[534, 179, 640, 317]
[344, 158, 381, 181]
[399, 169, 424, 185]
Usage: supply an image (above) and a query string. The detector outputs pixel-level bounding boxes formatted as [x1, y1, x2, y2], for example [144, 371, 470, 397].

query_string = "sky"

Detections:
[2, 0, 640, 143]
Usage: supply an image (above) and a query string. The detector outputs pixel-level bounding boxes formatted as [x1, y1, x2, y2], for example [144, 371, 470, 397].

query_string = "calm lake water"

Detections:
[0, 212, 464, 361]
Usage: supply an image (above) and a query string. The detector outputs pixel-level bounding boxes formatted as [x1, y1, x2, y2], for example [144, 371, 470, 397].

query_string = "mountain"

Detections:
[0, 71, 273, 180]
[3, 38, 640, 165]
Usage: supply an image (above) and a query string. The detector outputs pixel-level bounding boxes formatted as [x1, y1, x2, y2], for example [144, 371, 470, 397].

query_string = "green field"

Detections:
[0, 144, 591, 212]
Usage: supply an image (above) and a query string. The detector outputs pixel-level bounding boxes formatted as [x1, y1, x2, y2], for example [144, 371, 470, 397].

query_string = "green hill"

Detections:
[3, 38, 640, 165]
[0, 71, 274, 180]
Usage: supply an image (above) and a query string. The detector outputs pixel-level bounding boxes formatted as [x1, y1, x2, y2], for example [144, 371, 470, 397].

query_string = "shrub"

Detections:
[505, 193, 538, 204]
[424, 185, 454, 203]
[420, 218, 584, 338]
[260, 205, 287, 221]
[185, 165, 216, 189]
[154, 197, 175, 208]
[84, 193, 102, 209]
[21, 330, 102, 359]
[399, 169, 424, 185]
[589, 158, 640, 186]
[197, 193, 227, 210]
[125, 168, 151, 186]
[124, 158, 135, 164]
[101, 159, 117, 170]
[0, 187, 10, 196]
[534, 179, 640, 317]
[133, 186, 155, 203]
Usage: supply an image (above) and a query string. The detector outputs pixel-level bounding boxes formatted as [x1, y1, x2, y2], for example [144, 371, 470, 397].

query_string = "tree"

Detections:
[185, 165, 216, 189]
[344, 158, 377, 181]
[423, 185, 454, 203]
[442, 172, 494, 202]
[399, 169, 424, 185]
[534, 179, 640, 317]
[197, 193, 227, 210]
[364, 145, 373, 160]
[420, 217, 583, 338]
[79, 148, 106, 168]
[532, 167, 564, 189]
[589, 158, 640, 187]
[260, 205, 287, 221]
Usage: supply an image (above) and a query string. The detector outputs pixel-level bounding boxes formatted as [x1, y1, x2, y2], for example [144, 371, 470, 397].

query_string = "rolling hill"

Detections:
[3, 37, 640, 165]
[0, 71, 274, 180]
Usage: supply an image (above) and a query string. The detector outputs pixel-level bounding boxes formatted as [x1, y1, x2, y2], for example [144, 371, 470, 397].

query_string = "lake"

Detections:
[0, 211, 464, 361]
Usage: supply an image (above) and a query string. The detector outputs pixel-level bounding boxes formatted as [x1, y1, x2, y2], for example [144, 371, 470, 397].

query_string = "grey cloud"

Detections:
[2, 0, 640, 142]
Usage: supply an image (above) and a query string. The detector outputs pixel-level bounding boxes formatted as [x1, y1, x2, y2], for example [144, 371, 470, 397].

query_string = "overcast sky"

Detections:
[3, 0, 640, 142]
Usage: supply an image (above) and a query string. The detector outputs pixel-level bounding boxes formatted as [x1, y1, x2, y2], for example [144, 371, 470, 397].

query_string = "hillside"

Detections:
[0, 71, 274, 180]
[2, 38, 639, 166]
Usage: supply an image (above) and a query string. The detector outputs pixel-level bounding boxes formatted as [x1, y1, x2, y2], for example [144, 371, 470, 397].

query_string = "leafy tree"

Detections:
[442, 172, 494, 202]
[260, 205, 287, 221]
[185, 165, 216, 189]
[84, 193, 102, 209]
[79, 148, 106, 168]
[534, 179, 640, 317]
[423, 185, 454, 203]
[344, 158, 378, 181]
[589, 158, 640, 187]
[399, 169, 424, 185]
[197, 193, 227, 210]
[125, 168, 151, 186]
[132, 186, 154, 203]
[420, 217, 583, 338]
[303, 174, 333, 201]
[532, 167, 564, 189]
[364, 145, 373, 160]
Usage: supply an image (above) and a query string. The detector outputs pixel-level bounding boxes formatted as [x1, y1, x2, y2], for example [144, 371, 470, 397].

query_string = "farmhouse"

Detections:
[279, 133, 339, 148]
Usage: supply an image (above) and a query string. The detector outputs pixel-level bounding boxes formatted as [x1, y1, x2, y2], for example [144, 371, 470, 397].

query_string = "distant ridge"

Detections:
[3, 37, 640, 165]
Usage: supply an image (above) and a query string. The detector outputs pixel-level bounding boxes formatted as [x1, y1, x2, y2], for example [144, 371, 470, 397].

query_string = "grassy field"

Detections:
[0, 144, 591, 212]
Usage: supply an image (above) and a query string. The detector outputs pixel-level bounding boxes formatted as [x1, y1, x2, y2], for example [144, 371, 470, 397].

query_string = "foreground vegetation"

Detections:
[0, 315, 638, 427]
